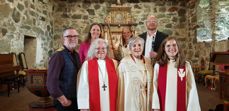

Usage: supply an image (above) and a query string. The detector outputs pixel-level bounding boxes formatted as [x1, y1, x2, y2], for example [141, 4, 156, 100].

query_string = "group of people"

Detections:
[46, 15, 201, 111]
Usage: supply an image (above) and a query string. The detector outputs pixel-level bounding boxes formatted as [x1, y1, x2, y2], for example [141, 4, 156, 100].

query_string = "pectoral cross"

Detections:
[102, 83, 107, 91]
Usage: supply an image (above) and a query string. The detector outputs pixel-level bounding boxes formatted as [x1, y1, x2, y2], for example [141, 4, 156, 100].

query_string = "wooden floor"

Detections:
[0, 83, 224, 111]
[198, 84, 224, 111]
[0, 86, 56, 111]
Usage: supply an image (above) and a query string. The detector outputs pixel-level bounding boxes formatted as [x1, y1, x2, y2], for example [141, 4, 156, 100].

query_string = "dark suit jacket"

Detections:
[139, 31, 168, 55]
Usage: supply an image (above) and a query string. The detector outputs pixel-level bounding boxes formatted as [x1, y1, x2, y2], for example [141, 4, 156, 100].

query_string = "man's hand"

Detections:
[150, 51, 158, 58]
[57, 95, 72, 107]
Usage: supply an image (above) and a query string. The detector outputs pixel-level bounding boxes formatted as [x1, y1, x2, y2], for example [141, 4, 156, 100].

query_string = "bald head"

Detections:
[146, 15, 157, 22]
[146, 15, 158, 31]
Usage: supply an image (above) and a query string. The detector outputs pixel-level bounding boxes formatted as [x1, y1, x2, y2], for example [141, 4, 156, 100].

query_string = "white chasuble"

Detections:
[77, 60, 110, 111]
[117, 55, 153, 111]
[152, 61, 201, 111]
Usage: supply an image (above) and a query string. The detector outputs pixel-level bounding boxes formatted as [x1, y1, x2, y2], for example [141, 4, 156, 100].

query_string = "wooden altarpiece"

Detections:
[102, 4, 137, 59]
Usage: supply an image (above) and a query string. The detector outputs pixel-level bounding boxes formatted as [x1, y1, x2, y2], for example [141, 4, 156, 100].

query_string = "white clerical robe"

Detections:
[77, 59, 110, 111]
[117, 55, 153, 111]
[152, 60, 201, 111]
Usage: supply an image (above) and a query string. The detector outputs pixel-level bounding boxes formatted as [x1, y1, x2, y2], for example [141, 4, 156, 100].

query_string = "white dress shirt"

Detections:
[144, 32, 156, 57]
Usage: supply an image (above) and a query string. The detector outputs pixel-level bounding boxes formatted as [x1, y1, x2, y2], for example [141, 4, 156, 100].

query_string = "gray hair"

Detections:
[128, 36, 145, 50]
[63, 27, 76, 37]
[87, 38, 109, 60]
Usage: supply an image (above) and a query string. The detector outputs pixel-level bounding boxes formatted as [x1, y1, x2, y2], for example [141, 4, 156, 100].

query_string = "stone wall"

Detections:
[0, 0, 228, 67]
[189, 0, 229, 68]
[186, 0, 215, 67]
[186, 0, 199, 65]
[52, 1, 188, 53]
[0, 0, 54, 68]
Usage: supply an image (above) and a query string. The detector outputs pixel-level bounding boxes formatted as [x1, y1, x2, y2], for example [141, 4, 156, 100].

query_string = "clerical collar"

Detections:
[98, 58, 105, 61]
[169, 59, 176, 63]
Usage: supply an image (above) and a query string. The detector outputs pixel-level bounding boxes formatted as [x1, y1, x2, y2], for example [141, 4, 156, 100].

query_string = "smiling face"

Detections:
[95, 40, 107, 59]
[122, 27, 132, 42]
[146, 15, 158, 31]
[164, 39, 178, 60]
[90, 24, 101, 40]
[130, 39, 143, 59]
[63, 29, 79, 51]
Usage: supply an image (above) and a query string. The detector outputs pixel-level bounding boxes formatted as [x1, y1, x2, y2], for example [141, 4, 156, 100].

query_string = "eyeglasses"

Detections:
[64, 35, 79, 38]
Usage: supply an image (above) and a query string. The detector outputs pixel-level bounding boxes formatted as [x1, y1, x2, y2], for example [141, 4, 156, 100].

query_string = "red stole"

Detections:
[158, 64, 186, 111]
[88, 58, 118, 111]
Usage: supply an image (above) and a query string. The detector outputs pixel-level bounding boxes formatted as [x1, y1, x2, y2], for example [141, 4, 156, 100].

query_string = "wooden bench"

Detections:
[0, 53, 21, 96]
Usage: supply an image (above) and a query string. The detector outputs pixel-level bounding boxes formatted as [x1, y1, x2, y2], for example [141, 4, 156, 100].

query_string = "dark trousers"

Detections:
[54, 98, 79, 111]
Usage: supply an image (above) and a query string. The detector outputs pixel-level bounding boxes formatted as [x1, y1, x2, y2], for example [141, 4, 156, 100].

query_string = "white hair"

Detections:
[127, 36, 145, 50]
[87, 38, 109, 60]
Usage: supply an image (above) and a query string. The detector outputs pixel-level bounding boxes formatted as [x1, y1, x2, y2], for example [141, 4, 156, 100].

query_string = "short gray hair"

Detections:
[128, 36, 145, 50]
[87, 38, 109, 60]
[63, 27, 76, 37]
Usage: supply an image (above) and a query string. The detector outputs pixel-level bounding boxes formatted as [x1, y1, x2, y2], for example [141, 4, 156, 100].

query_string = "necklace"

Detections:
[98, 60, 107, 91]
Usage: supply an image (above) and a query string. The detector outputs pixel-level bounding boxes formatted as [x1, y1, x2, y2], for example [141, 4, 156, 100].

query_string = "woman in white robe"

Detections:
[152, 37, 201, 111]
[77, 38, 118, 111]
[117, 37, 153, 111]
[113, 26, 133, 61]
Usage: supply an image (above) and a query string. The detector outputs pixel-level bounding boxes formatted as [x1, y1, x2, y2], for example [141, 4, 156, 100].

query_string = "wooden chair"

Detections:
[198, 55, 220, 90]
[204, 74, 219, 90]
[192, 65, 204, 84]
[18, 52, 28, 86]
[12, 52, 21, 92]
[193, 56, 216, 85]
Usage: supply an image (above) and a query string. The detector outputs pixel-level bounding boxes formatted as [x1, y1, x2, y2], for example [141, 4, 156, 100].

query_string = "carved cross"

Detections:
[102, 83, 107, 91]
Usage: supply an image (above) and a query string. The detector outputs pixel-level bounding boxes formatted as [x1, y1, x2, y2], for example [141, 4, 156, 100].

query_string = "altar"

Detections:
[102, 3, 137, 60]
